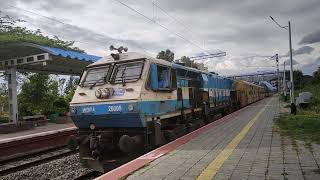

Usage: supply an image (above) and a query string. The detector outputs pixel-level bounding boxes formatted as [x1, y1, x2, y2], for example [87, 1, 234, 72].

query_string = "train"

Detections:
[68, 49, 269, 172]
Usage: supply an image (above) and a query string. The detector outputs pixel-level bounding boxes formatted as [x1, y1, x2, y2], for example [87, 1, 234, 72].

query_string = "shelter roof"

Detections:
[0, 42, 102, 75]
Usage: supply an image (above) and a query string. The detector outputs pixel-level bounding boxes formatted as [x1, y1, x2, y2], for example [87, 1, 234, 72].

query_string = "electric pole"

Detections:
[288, 21, 294, 104]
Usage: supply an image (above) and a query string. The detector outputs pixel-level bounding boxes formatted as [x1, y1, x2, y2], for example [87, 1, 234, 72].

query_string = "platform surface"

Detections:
[0, 122, 75, 141]
[124, 97, 320, 180]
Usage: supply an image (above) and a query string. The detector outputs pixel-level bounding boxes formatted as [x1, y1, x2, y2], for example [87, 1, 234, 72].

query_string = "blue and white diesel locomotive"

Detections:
[69, 49, 265, 172]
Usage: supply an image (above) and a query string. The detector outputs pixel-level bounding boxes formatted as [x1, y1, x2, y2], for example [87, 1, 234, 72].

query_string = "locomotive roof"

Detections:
[87, 51, 233, 81]
[87, 52, 153, 67]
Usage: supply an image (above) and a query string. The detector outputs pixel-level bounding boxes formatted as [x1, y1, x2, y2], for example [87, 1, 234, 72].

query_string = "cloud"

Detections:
[282, 46, 314, 57]
[10, 0, 85, 12]
[1, 0, 320, 76]
[299, 30, 320, 45]
[1, 5, 163, 56]
[298, 57, 320, 75]
[281, 59, 299, 65]
[315, 57, 320, 64]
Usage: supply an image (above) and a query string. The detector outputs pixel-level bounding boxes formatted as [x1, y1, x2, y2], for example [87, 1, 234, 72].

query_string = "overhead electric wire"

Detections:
[152, 1, 226, 54]
[269, 16, 288, 30]
[152, 2, 195, 37]
[245, 65, 276, 68]
[7, 5, 67, 25]
[113, 0, 211, 54]
[3, 5, 151, 55]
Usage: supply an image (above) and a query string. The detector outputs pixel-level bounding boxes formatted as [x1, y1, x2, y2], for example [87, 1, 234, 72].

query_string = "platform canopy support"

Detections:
[6, 67, 18, 123]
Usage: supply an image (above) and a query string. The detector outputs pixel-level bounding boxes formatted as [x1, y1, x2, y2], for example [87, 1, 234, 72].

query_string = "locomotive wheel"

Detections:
[119, 135, 135, 153]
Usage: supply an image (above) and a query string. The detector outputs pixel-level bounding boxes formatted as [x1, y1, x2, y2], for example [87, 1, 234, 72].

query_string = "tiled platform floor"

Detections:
[127, 97, 320, 180]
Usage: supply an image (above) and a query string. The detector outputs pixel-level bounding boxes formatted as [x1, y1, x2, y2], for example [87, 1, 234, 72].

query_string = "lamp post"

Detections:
[269, 16, 295, 110]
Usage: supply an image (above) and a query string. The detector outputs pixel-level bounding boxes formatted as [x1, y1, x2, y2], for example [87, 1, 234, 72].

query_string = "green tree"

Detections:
[64, 76, 79, 104]
[0, 12, 84, 52]
[0, 83, 8, 113]
[179, 56, 191, 67]
[293, 70, 304, 90]
[157, 49, 175, 62]
[313, 67, 320, 84]
[18, 74, 63, 117]
[178, 56, 202, 69]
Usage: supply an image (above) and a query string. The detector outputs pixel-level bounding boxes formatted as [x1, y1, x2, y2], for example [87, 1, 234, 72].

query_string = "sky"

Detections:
[1, 0, 320, 76]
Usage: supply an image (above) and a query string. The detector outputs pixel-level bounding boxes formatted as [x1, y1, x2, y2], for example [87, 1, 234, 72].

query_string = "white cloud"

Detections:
[1, 0, 320, 75]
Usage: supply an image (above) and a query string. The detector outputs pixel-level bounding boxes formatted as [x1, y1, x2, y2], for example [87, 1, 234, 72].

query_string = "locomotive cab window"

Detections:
[81, 65, 111, 86]
[158, 65, 170, 89]
[149, 63, 176, 91]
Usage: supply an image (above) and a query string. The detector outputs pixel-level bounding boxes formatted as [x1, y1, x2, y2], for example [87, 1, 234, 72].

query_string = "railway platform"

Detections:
[97, 97, 320, 180]
[0, 122, 75, 141]
[0, 123, 76, 159]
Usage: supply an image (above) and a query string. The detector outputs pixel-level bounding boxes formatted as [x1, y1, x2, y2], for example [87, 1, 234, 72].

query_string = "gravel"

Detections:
[1, 154, 92, 180]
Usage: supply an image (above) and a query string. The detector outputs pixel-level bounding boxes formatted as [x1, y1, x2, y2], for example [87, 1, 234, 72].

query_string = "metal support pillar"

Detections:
[6, 67, 18, 124]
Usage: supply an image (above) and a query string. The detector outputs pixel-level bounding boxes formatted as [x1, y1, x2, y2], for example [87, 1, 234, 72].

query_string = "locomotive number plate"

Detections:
[82, 106, 95, 113]
[108, 105, 122, 112]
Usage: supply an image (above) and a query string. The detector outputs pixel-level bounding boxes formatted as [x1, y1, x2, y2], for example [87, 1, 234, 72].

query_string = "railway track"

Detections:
[0, 147, 77, 177]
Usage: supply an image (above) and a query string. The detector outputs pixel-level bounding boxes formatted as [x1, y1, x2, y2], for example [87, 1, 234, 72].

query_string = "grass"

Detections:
[0, 116, 9, 124]
[280, 93, 290, 103]
[277, 83, 320, 144]
[276, 112, 320, 144]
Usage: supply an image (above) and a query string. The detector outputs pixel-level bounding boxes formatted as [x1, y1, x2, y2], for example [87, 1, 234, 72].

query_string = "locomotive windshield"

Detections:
[81, 60, 144, 87]
[111, 60, 144, 84]
[82, 65, 111, 86]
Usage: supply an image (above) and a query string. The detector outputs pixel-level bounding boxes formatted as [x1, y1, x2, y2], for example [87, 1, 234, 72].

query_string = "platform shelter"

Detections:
[0, 42, 102, 124]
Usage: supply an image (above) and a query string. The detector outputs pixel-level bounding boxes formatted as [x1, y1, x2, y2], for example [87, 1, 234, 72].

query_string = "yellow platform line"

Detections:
[197, 100, 270, 180]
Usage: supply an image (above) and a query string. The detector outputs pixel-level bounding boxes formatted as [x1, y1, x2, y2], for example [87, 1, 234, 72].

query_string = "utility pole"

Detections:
[269, 16, 296, 114]
[288, 21, 294, 104]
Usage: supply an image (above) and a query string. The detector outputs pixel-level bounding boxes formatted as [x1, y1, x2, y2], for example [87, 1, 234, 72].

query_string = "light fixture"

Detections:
[128, 104, 134, 112]
[95, 89, 102, 98]
[89, 123, 96, 130]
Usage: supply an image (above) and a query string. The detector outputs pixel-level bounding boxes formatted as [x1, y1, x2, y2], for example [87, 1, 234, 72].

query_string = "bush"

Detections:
[0, 116, 9, 124]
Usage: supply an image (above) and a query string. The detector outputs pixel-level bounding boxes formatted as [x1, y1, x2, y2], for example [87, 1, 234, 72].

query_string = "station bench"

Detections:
[23, 115, 48, 126]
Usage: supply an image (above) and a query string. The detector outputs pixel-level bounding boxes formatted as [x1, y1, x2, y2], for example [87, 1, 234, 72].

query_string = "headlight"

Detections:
[101, 89, 108, 98]
[95, 89, 102, 98]
[71, 107, 77, 114]
[128, 104, 134, 112]
[89, 123, 96, 130]
[96, 88, 113, 99]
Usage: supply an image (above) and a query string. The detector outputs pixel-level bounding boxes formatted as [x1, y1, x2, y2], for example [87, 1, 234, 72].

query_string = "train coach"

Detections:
[233, 80, 268, 108]
[68, 49, 267, 172]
